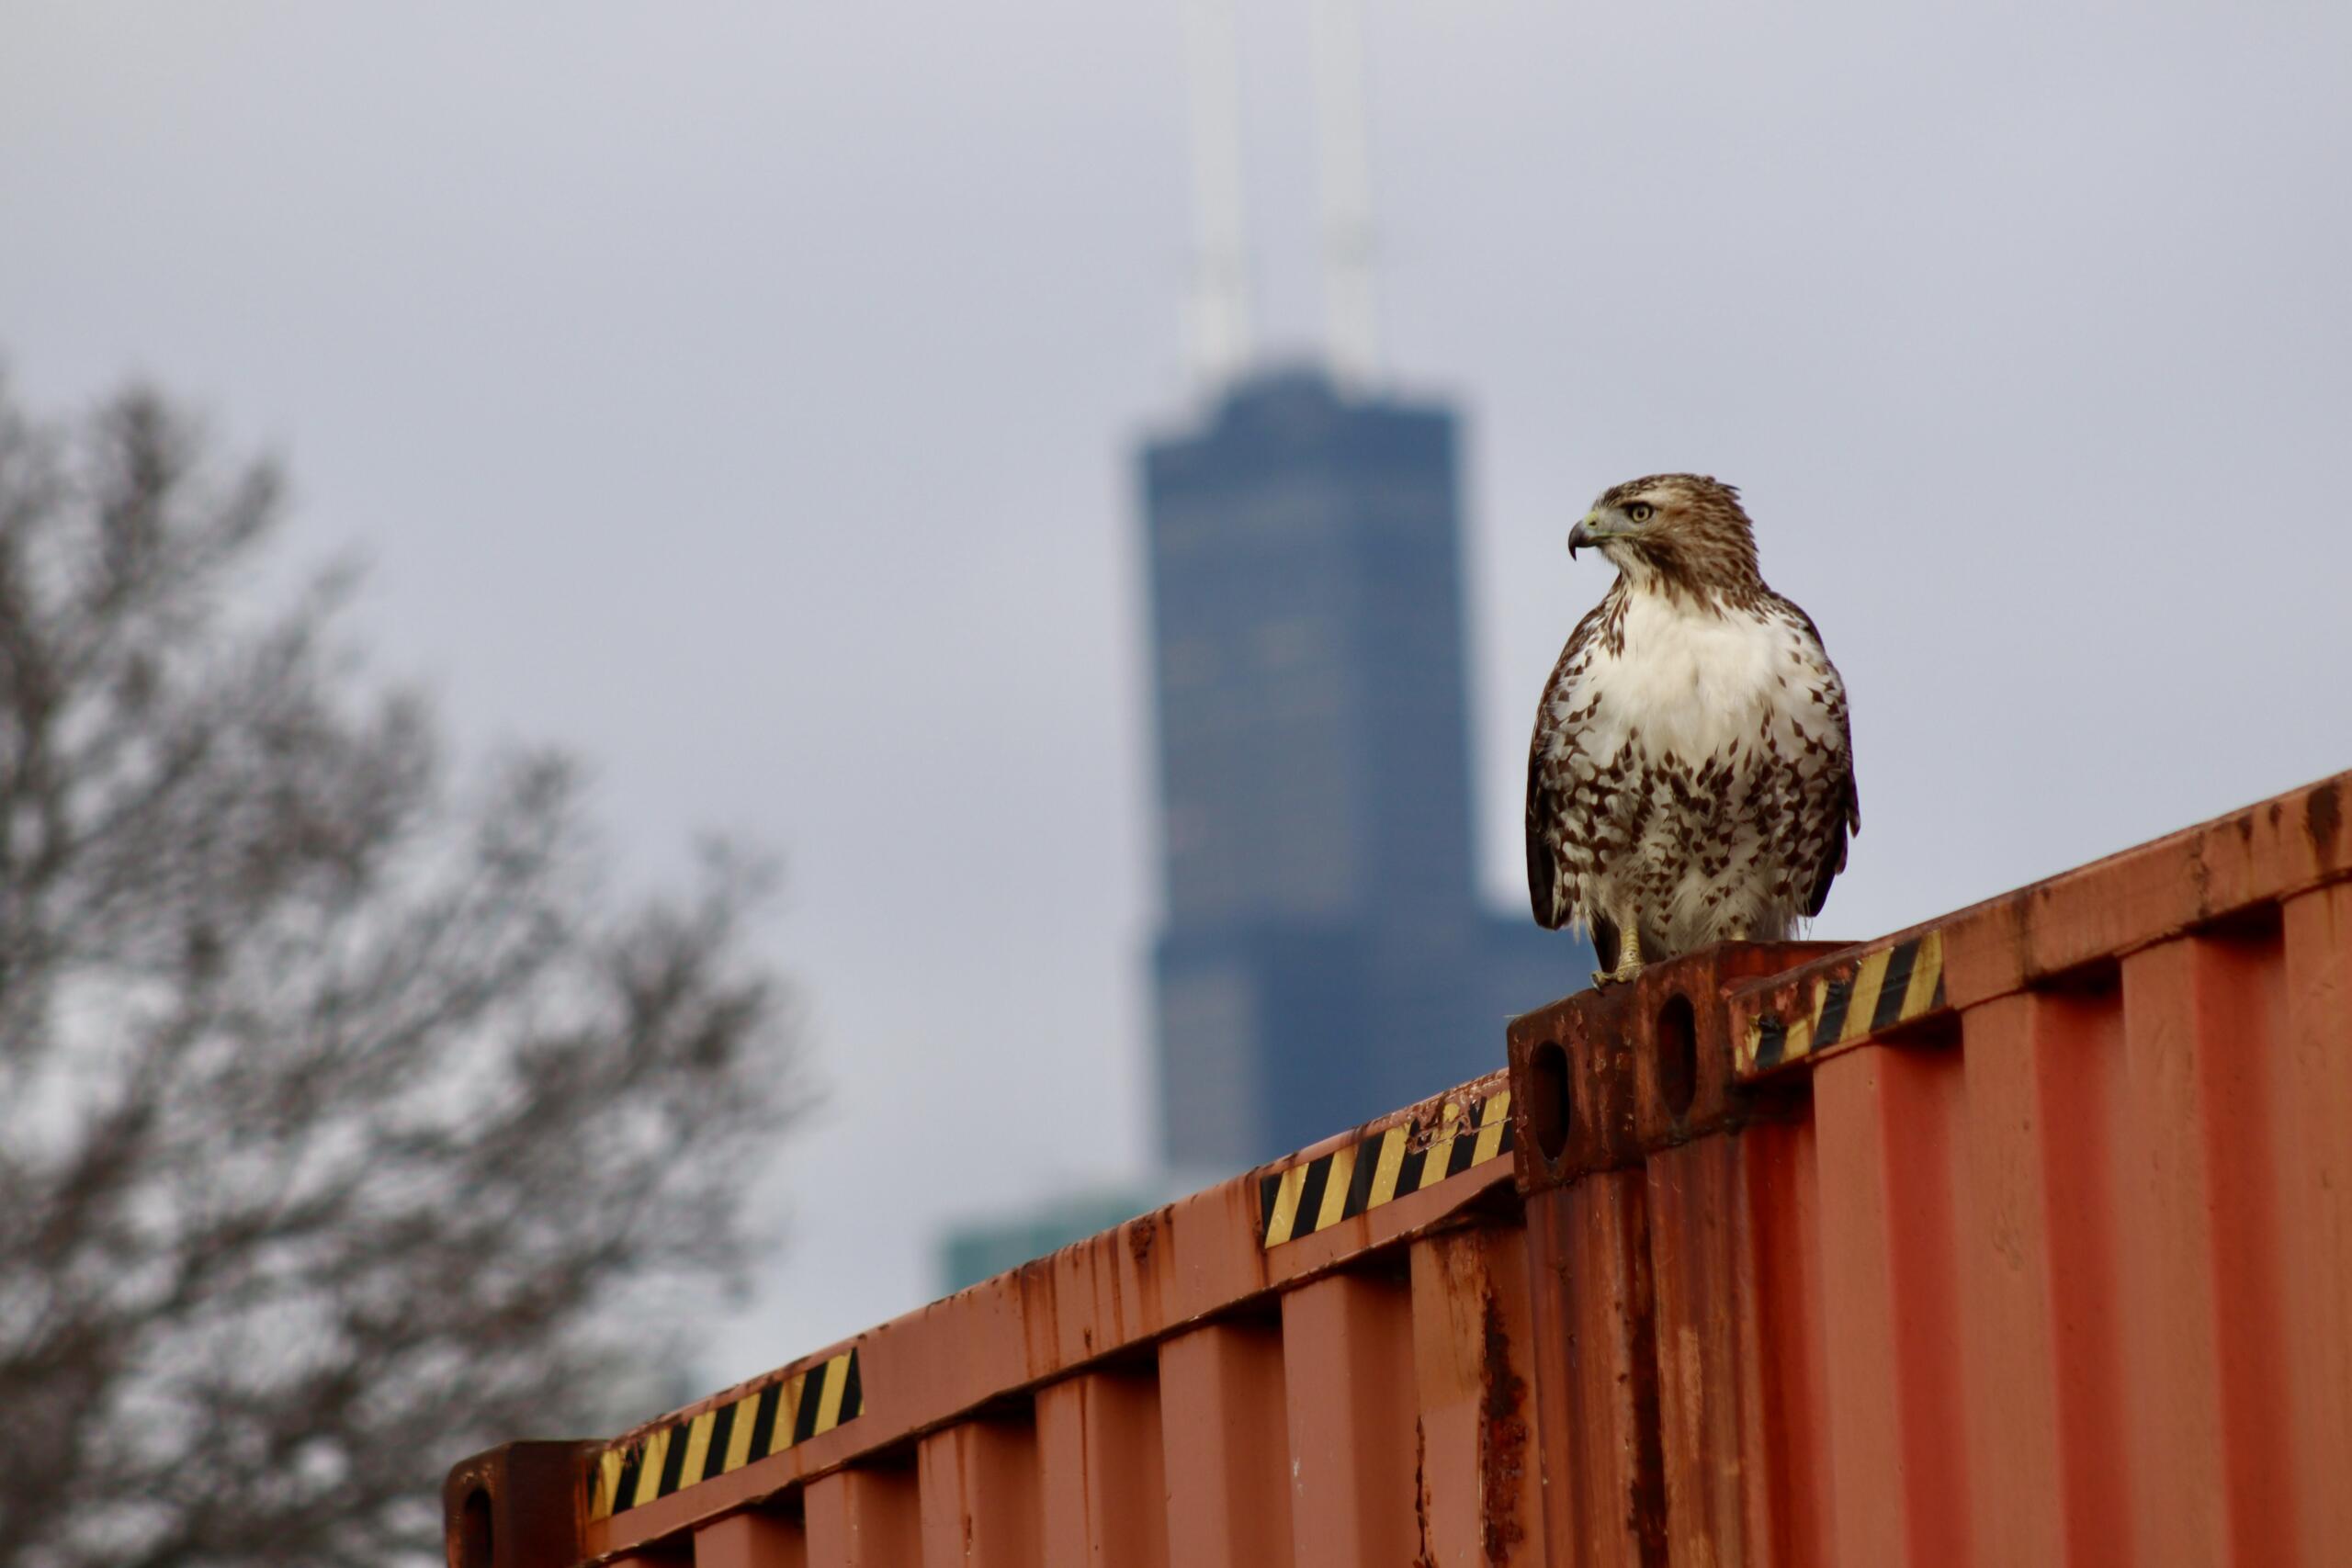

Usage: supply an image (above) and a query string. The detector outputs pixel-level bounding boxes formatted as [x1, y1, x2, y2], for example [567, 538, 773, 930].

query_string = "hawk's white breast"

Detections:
[1555, 589, 1827, 770]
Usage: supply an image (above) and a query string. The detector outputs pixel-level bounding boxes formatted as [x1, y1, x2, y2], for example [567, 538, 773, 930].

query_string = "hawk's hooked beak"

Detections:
[1567, 513, 1611, 558]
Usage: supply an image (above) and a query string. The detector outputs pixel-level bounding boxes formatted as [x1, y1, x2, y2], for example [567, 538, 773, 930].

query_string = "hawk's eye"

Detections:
[1627, 502, 1655, 523]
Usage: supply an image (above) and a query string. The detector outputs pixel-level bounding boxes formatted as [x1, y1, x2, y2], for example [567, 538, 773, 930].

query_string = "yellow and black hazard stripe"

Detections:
[589, 1349, 862, 1521]
[1260, 1089, 1512, 1250]
[1744, 930, 1947, 1075]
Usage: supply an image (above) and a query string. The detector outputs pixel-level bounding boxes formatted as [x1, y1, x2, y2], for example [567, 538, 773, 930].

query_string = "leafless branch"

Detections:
[0, 371, 805, 1567]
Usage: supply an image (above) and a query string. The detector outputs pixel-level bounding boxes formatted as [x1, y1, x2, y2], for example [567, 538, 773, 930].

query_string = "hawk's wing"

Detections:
[1524, 746, 1565, 929]
[1526, 600, 1608, 934]
[1803, 749, 1860, 919]
[1787, 599, 1860, 919]
[1526, 747, 1620, 968]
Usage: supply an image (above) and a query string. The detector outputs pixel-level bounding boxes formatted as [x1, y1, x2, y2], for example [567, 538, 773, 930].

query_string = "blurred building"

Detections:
[932, 0, 1583, 1290]
[1140, 366, 1586, 1173]
[933, 365, 1584, 1292]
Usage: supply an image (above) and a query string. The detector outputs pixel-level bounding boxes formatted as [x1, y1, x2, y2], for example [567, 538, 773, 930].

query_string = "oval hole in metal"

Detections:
[1529, 1039, 1571, 1160]
[1657, 992, 1698, 1121]
[458, 1487, 493, 1568]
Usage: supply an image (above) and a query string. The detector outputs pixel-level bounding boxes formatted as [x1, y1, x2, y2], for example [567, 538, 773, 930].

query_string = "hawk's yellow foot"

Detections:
[1592, 917, 1645, 988]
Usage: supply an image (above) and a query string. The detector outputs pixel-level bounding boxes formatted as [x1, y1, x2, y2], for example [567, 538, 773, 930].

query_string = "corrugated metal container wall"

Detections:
[447, 772, 2352, 1568]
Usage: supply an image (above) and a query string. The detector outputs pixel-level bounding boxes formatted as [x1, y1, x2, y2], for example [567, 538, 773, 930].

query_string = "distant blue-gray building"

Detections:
[1140, 366, 1588, 1173]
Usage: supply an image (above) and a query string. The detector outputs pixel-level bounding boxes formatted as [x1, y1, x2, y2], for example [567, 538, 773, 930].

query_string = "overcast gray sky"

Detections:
[6, 2, 2348, 1392]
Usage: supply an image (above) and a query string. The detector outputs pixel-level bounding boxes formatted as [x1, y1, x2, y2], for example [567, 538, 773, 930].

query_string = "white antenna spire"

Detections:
[1181, 0, 1254, 389]
[1310, 0, 1380, 385]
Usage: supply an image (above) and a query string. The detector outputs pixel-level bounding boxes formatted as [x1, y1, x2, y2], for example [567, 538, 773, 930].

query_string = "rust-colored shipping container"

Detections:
[448, 770, 2352, 1567]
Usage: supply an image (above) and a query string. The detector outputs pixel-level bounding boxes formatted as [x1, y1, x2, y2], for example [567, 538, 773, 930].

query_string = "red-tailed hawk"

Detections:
[1526, 475, 1858, 987]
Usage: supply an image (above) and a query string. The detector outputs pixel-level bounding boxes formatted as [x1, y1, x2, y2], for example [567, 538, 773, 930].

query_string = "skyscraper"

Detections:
[1140, 365, 1587, 1173]
[935, 3, 1574, 1291]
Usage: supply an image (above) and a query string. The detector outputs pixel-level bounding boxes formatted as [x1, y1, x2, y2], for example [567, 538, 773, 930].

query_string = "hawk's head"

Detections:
[1568, 474, 1762, 595]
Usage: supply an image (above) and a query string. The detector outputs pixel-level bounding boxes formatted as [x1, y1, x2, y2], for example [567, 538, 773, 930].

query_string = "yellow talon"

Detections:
[1591, 912, 1645, 987]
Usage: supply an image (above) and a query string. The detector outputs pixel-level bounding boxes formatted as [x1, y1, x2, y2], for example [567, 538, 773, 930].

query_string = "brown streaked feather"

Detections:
[1783, 595, 1860, 919]
[1803, 764, 1859, 918]
[1525, 750, 1566, 929]
[1525, 596, 1611, 931]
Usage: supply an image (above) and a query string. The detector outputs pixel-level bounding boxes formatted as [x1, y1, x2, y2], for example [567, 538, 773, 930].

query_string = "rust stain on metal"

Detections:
[1479, 1294, 1529, 1563]
[1389, 1081, 1490, 1157]
[1413, 1416, 1434, 1568]
[2010, 886, 2041, 985]
[2185, 834, 2213, 919]
[1126, 1208, 1159, 1268]
[1017, 1255, 1061, 1382]
[2309, 779, 2342, 869]
[1623, 1198, 1672, 1568]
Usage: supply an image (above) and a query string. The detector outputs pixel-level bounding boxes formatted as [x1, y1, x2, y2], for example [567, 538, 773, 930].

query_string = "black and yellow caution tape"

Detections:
[1259, 1089, 1513, 1250]
[588, 1349, 862, 1521]
[1742, 929, 1947, 1076]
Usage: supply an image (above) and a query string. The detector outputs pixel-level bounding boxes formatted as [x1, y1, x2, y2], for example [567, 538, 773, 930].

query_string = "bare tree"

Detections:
[0, 373, 801, 1567]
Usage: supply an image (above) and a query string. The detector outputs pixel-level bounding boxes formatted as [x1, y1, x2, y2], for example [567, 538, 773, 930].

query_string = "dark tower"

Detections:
[1140, 366, 1583, 1171]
